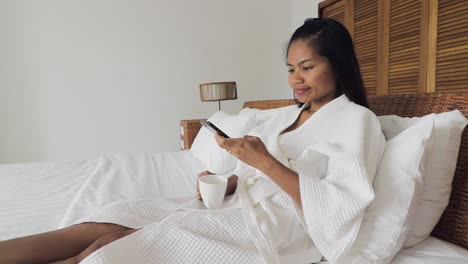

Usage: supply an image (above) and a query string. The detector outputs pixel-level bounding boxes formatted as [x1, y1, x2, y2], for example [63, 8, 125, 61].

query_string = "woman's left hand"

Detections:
[214, 134, 275, 173]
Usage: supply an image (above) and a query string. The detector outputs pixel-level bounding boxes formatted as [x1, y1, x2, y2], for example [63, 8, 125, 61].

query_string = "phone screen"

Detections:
[201, 121, 230, 138]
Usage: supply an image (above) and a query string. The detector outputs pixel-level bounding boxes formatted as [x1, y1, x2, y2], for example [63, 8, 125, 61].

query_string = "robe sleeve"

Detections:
[289, 111, 385, 263]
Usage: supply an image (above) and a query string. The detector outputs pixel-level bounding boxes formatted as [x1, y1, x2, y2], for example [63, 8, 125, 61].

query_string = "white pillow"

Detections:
[379, 110, 468, 247]
[190, 111, 255, 174]
[349, 114, 434, 263]
[238, 105, 298, 128]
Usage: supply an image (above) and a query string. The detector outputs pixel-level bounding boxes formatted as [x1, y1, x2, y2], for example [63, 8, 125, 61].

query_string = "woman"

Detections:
[0, 18, 385, 264]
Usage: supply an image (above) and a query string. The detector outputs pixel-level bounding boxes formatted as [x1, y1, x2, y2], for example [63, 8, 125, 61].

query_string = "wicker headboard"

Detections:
[243, 92, 468, 249]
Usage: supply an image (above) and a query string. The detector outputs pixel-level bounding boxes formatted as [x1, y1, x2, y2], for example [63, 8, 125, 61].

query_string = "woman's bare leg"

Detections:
[0, 222, 130, 264]
[51, 228, 138, 264]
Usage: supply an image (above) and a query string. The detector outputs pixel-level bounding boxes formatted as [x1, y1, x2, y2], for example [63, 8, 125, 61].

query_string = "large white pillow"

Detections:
[190, 111, 255, 174]
[379, 110, 468, 247]
[348, 114, 434, 263]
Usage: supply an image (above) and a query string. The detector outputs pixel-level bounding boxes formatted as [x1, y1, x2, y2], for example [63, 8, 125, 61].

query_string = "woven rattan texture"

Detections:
[180, 119, 205, 150]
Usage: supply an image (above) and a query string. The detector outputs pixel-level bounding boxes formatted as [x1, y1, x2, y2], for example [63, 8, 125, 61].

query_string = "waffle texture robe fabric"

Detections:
[75, 95, 385, 264]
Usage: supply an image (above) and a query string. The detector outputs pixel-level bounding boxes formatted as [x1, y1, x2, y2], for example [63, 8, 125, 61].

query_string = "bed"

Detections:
[0, 151, 204, 240]
[1, 92, 468, 263]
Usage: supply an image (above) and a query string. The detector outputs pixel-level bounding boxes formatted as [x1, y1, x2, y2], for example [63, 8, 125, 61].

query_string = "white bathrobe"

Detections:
[76, 95, 385, 264]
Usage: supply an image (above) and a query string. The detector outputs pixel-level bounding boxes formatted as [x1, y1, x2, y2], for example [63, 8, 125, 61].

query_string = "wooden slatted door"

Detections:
[354, 0, 379, 95]
[388, 0, 425, 94]
[319, 0, 468, 95]
[435, 0, 468, 92]
[320, 0, 347, 26]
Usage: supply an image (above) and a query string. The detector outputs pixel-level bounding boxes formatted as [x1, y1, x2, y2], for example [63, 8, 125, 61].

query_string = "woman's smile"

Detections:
[294, 87, 310, 96]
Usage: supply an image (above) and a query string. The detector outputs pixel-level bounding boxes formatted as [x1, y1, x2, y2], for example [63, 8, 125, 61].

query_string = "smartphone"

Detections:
[200, 121, 230, 138]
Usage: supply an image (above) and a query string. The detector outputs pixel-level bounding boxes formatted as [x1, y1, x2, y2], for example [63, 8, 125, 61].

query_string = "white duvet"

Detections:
[60, 151, 204, 227]
[0, 150, 203, 240]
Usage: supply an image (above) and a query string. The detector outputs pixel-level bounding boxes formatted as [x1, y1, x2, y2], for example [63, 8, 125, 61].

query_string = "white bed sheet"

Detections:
[0, 159, 97, 239]
[317, 236, 468, 264]
[391, 236, 468, 264]
[0, 150, 203, 239]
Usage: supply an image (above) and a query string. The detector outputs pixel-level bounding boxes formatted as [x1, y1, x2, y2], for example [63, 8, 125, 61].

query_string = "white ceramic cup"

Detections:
[199, 175, 228, 209]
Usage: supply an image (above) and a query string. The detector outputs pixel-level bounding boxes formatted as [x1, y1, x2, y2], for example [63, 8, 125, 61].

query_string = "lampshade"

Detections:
[199, 82, 237, 111]
[199, 82, 237, 102]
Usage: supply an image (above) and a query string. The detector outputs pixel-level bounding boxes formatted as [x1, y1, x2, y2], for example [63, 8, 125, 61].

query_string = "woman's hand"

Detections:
[215, 135, 302, 205]
[214, 134, 276, 173]
[196, 170, 213, 200]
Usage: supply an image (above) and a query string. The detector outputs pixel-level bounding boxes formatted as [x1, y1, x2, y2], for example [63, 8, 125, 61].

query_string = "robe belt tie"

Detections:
[246, 177, 281, 205]
[239, 177, 281, 264]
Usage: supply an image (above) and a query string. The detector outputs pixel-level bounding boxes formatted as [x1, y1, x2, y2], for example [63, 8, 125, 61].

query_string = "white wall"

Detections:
[0, 0, 296, 163]
[291, 0, 320, 31]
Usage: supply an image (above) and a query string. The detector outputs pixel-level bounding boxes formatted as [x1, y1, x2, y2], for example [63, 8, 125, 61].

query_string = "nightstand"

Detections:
[180, 119, 206, 150]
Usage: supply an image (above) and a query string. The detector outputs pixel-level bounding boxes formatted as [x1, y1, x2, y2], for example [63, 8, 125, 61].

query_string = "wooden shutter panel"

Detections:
[436, 0, 468, 92]
[321, 0, 346, 26]
[388, 0, 423, 94]
[353, 0, 379, 95]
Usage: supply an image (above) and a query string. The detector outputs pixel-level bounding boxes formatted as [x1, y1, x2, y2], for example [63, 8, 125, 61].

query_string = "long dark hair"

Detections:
[287, 18, 368, 108]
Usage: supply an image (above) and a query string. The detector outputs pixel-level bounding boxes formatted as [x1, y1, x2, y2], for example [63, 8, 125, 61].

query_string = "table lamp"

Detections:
[199, 82, 237, 111]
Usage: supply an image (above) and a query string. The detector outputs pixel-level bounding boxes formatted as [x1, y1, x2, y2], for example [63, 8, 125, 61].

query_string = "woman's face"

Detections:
[287, 40, 337, 109]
